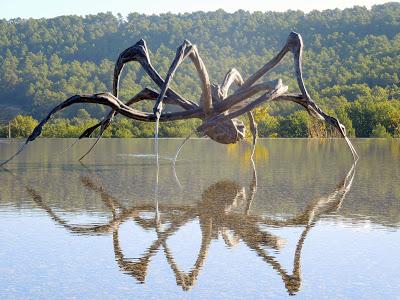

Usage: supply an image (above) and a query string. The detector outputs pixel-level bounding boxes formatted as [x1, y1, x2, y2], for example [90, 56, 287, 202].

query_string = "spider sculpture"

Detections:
[1, 31, 358, 166]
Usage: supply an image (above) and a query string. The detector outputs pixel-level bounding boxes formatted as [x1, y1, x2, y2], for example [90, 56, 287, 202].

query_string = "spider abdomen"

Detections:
[204, 118, 245, 144]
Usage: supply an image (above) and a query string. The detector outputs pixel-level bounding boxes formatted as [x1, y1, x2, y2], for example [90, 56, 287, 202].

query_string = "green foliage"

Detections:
[334, 103, 356, 137]
[158, 119, 200, 138]
[394, 125, 400, 138]
[1, 4, 400, 138]
[0, 114, 202, 139]
[277, 111, 310, 138]
[40, 118, 99, 138]
[253, 106, 279, 137]
[349, 97, 400, 137]
[9, 115, 38, 138]
[371, 124, 391, 138]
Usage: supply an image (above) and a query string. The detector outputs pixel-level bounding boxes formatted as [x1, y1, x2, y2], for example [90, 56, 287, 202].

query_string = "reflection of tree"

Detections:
[3, 161, 356, 295]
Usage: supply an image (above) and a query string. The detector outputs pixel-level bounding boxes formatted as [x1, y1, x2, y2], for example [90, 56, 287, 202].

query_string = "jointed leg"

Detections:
[79, 87, 188, 139]
[152, 40, 214, 164]
[284, 34, 357, 159]
[153, 40, 212, 118]
[247, 111, 258, 156]
[215, 80, 282, 114]
[197, 79, 288, 136]
[219, 68, 244, 99]
[78, 39, 199, 159]
[0, 92, 203, 166]
[114, 209, 197, 283]
[77, 87, 183, 160]
[210, 32, 357, 160]
[219, 68, 258, 150]
[160, 217, 212, 290]
[113, 39, 195, 108]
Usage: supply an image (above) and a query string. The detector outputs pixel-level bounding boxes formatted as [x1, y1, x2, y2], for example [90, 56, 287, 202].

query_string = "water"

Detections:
[0, 138, 399, 299]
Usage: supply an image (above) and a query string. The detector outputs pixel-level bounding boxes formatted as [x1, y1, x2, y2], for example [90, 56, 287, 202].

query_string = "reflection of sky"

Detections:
[0, 214, 399, 299]
[0, 139, 400, 298]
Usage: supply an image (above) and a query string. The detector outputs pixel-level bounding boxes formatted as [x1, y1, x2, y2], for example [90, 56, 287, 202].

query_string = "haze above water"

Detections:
[0, 138, 399, 299]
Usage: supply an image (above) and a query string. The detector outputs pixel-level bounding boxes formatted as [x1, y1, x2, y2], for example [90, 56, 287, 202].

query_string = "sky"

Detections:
[0, 0, 395, 19]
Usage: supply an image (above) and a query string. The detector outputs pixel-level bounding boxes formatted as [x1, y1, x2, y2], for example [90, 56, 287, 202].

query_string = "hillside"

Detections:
[0, 3, 399, 137]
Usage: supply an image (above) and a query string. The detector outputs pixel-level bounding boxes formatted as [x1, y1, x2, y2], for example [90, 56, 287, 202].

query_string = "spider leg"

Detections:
[151, 40, 214, 164]
[288, 33, 358, 160]
[219, 68, 258, 151]
[77, 39, 198, 158]
[0, 93, 203, 166]
[245, 158, 257, 214]
[213, 80, 282, 114]
[161, 218, 212, 291]
[248, 111, 258, 156]
[153, 40, 212, 118]
[113, 39, 196, 108]
[197, 79, 288, 136]
[113, 210, 195, 283]
[219, 68, 244, 99]
[76, 87, 182, 161]
[79, 87, 181, 139]
[235, 32, 357, 160]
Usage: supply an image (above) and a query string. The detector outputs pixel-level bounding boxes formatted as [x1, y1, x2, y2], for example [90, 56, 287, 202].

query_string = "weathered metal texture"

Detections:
[0, 32, 358, 166]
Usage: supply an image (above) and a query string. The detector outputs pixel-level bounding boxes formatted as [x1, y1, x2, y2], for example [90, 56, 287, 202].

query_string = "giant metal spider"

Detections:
[0, 31, 358, 166]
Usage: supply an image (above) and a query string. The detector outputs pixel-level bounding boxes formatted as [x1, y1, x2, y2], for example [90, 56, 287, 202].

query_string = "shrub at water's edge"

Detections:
[2, 105, 399, 138]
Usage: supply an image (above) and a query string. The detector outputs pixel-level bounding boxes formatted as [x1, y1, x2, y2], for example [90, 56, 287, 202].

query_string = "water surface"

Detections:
[0, 138, 399, 299]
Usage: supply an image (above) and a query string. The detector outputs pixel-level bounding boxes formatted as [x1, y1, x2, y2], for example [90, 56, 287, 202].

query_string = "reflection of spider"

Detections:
[1, 32, 358, 166]
[5, 161, 356, 295]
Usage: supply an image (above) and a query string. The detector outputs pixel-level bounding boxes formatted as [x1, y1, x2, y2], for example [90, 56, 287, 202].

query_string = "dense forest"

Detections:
[0, 3, 399, 138]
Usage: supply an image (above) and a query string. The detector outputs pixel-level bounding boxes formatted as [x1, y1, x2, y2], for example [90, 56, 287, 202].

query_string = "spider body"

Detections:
[0, 32, 358, 166]
[203, 118, 245, 144]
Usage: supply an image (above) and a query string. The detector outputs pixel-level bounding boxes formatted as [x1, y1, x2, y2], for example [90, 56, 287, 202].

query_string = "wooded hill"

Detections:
[0, 3, 399, 137]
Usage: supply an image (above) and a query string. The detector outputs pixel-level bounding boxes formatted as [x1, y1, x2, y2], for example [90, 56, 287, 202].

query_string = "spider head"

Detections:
[203, 118, 245, 144]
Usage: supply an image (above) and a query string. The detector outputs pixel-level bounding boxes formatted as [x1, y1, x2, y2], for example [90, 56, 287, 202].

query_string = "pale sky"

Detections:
[0, 0, 395, 19]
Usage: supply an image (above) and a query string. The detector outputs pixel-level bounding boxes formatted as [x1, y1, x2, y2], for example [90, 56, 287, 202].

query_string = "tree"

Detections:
[277, 111, 310, 138]
[1, 4, 400, 138]
[10, 115, 38, 138]
[252, 106, 279, 137]
[371, 124, 391, 138]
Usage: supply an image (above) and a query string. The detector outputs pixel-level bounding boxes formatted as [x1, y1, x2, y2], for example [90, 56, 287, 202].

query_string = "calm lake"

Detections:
[0, 138, 399, 299]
